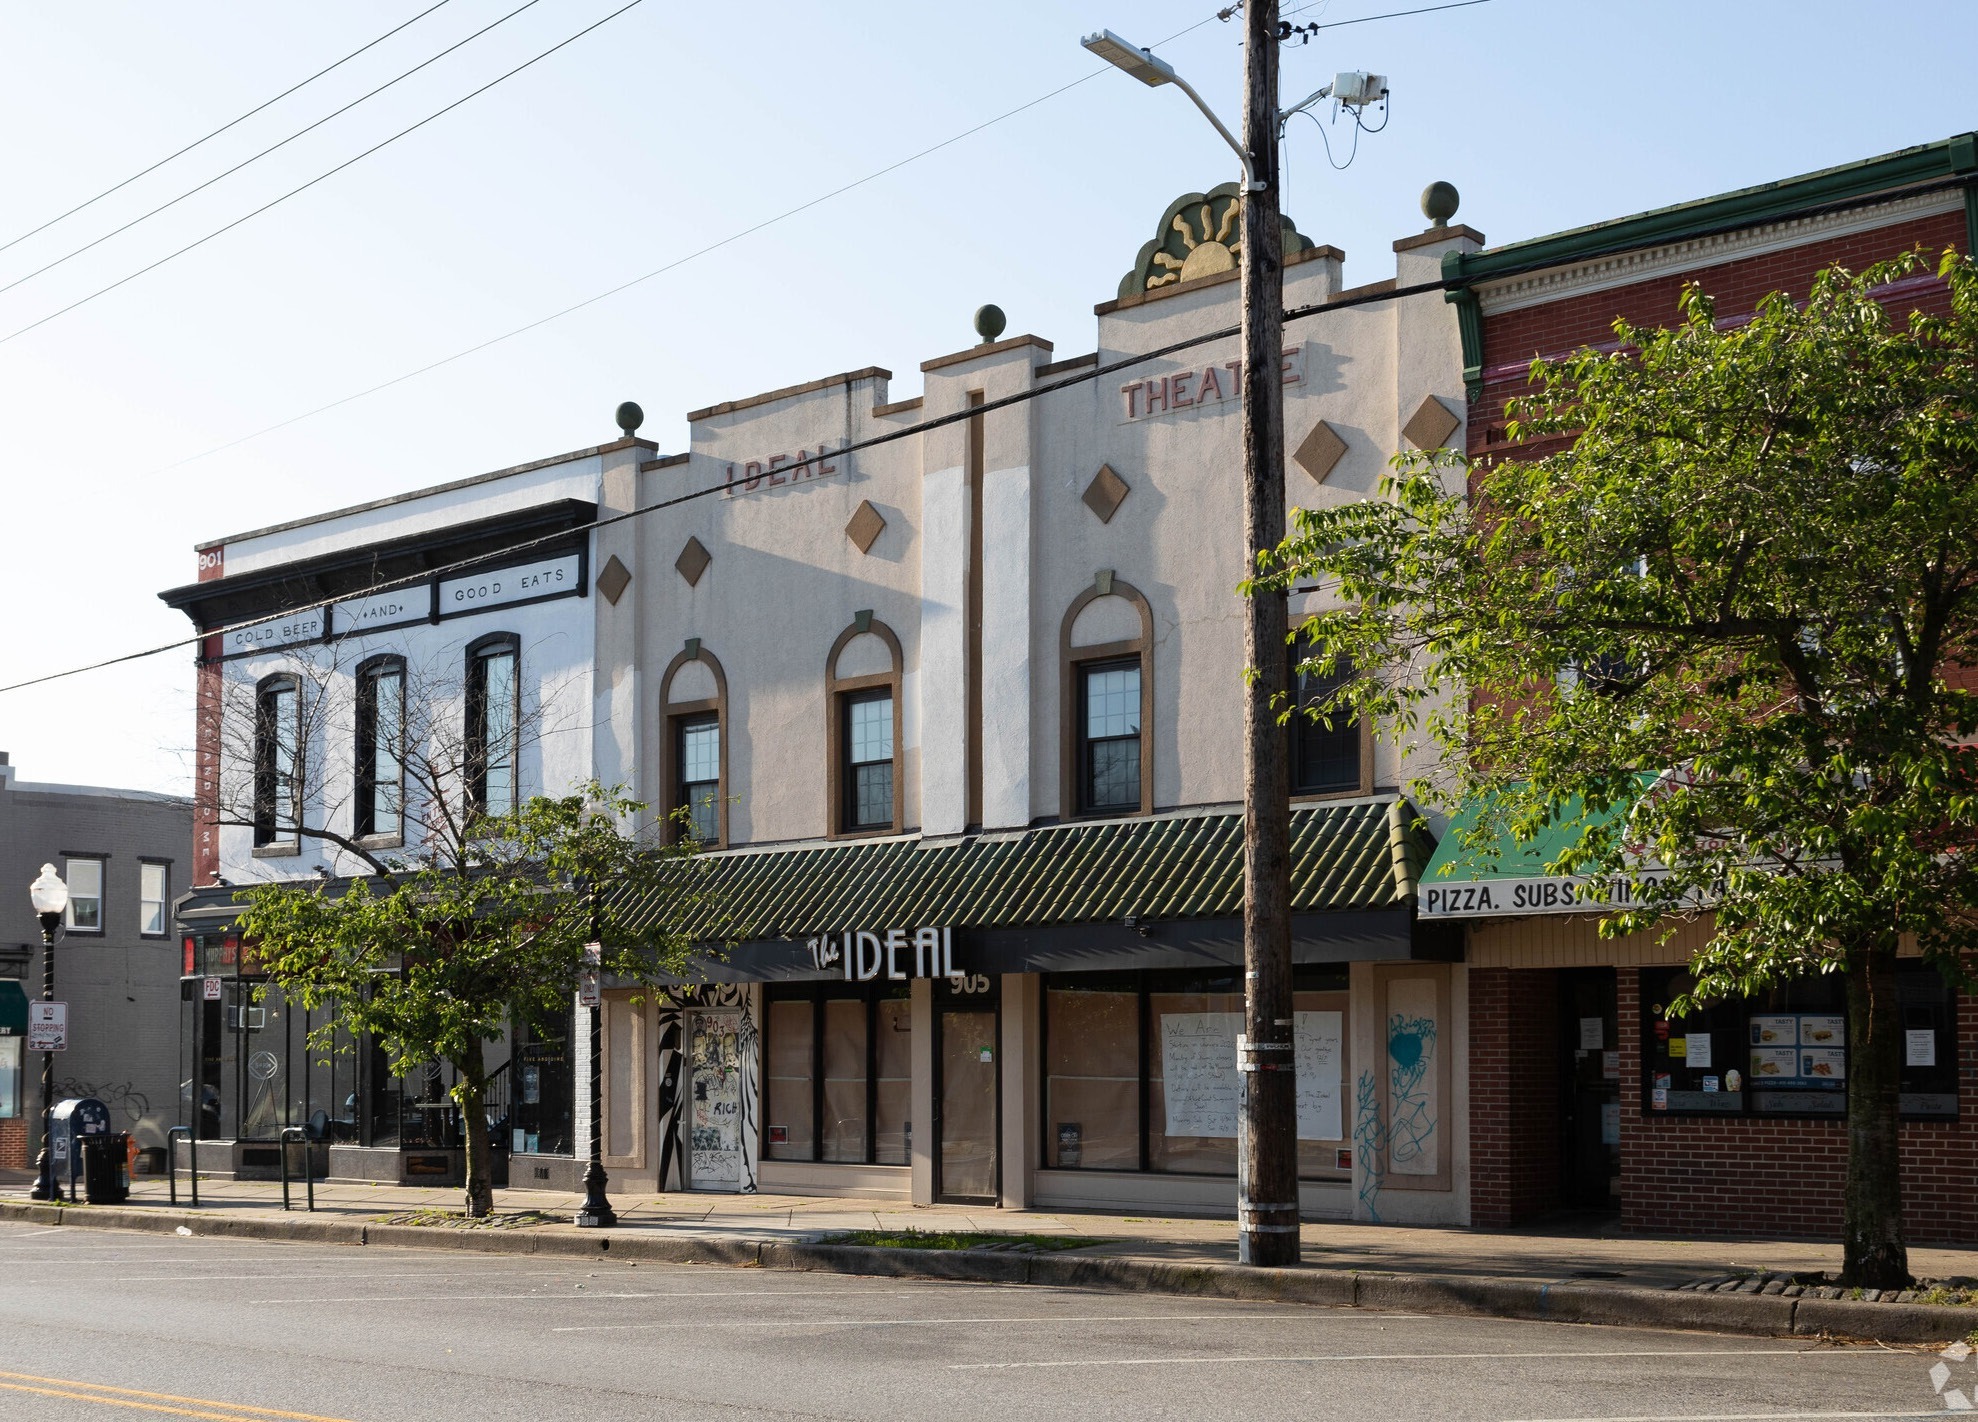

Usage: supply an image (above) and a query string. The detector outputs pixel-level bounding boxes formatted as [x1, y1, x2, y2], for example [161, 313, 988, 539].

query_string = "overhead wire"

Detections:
[0, 0, 640, 350]
[135, 0, 1486, 476]
[0, 271, 1456, 697]
[0, 0, 455, 259]
[0, 0, 548, 302]
[141, 9, 1230, 477]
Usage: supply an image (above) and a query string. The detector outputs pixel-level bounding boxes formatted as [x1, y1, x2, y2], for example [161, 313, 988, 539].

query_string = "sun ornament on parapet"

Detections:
[1117, 182, 1315, 299]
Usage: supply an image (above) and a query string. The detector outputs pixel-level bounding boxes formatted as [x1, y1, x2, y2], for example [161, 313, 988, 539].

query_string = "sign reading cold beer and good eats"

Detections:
[332, 588, 424, 636]
[807, 927, 955, 981]
[722, 443, 842, 499]
[1119, 345, 1306, 423]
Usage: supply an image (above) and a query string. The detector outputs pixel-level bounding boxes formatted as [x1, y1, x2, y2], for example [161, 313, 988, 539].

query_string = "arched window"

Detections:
[659, 642, 729, 847]
[354, 654, 406, 842]
[253, 672, 302, 849]
[826, 616, 904, 837]
[465, 633, 520, 818]
[1060, 577, 1154, 819]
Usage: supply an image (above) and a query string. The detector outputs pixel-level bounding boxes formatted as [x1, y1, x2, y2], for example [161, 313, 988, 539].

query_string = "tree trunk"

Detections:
[458, 1037, 494, 1220]
[1840, 940, 1909, 1288]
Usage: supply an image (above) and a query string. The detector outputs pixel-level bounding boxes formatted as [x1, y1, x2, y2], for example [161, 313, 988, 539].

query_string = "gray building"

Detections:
[0, 752, 191, 1171]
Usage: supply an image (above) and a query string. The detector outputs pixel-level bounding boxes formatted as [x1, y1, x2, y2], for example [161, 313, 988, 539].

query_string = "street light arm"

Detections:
[1278, 82, 1334, 131]
[1164, 71, 1261, 191]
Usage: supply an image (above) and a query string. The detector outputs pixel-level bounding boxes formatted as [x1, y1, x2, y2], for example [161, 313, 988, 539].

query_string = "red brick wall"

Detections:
[1469, 967, 1562, 1227]
[1617, 972, 1978, 1246]
[1468, 208, 1968, 459]
[0, 1115, 26, 1170]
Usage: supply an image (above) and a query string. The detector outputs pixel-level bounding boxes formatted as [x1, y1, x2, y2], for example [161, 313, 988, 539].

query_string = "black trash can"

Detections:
[81, 1132, 131, 1205]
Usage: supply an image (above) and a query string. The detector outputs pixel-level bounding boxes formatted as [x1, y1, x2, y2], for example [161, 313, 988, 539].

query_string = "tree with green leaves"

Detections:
[236, 783, 718, 1218]
[1254, 251, 1978, 1287]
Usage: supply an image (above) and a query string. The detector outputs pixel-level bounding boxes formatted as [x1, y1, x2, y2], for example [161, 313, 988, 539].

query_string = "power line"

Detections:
[0, 0, 455, 260]
[0, 0, 549, 303]
[145, 10, 1234, 478]
[0, 0, 640, 350]
[1285, 0, 1496, 27]
[0, 272, 1453, 698]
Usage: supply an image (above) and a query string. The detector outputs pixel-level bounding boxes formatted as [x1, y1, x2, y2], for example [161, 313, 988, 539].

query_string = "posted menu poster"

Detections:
[1800, 1048, 1846, 1083]
[1750, 1015, 1797, 1047]
[1159, 1011, 1345, 1141]
[1749, 1046, 1798, 1082]
[1798, 1015, 1844, 1048]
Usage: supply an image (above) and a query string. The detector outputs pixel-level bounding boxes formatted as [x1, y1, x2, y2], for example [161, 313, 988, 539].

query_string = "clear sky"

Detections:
[1, 0, 1973, 796]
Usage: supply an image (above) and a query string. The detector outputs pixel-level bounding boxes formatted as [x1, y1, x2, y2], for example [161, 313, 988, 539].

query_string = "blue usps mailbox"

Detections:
[50, 1097, 111, 1201]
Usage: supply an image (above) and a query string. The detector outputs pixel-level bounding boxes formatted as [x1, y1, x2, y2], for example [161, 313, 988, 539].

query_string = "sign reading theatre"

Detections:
[1120, 345, 1305, 423]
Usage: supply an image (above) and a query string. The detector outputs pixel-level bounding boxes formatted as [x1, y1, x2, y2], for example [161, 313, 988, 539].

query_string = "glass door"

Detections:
[936, 979, 999, 1203]
[687, 1012, 743, 1190]
[1559, 968, 1620, 1209]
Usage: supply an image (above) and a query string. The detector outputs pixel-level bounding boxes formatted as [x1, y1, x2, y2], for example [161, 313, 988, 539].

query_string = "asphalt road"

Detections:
[0, 1220, 1961, 1421]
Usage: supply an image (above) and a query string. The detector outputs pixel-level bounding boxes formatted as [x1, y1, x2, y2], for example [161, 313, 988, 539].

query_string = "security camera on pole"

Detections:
[1082, 11, 1387, 1267]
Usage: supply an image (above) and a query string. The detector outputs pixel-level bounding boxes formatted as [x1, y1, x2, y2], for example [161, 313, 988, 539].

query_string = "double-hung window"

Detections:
[1077, 659, 1141, 814]
[64, 856, 105, 933]
[840, 690, 895, 833]
[675, 714, 720, 843]
[355, 657, 405, 841]
[253, 675, 301, 848]
[467, 637, 519, 818]
[139, 862, 169, 937]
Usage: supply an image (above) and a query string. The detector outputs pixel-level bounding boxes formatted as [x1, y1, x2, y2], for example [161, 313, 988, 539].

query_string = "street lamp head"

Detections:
[1081, 29, 1175, 87]
[28, 863, 67, 917]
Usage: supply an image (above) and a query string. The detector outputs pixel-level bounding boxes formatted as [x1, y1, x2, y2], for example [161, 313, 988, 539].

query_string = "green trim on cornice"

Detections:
[1447, 132, 1978, 287]
[1444, 280, 1484, 403]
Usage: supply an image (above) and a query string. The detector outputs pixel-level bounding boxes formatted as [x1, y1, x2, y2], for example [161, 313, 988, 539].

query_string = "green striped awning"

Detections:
[625, 796, 1429, 946]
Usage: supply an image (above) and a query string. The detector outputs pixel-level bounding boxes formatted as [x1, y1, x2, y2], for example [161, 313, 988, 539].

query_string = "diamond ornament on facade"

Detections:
[1082, 464, 1131, 523]
[846, 500, 886, 554]
[1293, 419, 1349, 484]
[1402, 394, 1461, 451]
[675, 537, 711, 587]
[595, 554, 632, 605]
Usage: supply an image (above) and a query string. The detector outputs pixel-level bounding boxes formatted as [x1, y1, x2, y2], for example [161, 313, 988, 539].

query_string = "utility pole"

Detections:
[1236, 0, 1299, 1269]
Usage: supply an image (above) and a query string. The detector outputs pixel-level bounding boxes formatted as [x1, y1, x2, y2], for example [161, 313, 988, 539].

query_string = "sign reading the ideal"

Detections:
[807, 927, 955, 981]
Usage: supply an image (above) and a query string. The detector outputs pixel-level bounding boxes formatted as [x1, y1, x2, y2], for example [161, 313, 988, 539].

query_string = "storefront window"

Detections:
[1641, 966, 1958, 1120]
[0, 1037, 20, 1119]
[512, 1009, 574, 1155]
[1045, 968, 1350, 1179]
[764, 983, 911, 1164]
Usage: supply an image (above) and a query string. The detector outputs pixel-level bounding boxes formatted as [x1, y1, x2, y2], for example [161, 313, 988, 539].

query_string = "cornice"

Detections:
[1475, 187, 1962, 315]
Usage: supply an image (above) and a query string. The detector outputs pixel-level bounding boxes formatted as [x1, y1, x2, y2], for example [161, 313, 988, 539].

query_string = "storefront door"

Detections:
[935, 980, 999, 1203]
[1560, 968, 1620, 1209]
[687, 1011, 744, 1190]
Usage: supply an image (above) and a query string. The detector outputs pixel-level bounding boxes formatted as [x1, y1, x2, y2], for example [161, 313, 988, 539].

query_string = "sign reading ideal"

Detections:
[807, 927, 955, 982]
[722, 443, 842, 500]
[27, 1001, 66, 1052]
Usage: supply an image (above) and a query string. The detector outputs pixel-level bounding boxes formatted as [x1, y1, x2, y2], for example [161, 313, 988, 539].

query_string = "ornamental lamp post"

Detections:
[27, 864, 68, 1202]
[574, 795, 616, 1229]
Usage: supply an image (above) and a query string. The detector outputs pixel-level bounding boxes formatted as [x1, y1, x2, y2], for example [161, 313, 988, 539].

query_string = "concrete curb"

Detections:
[6, 1200, 1972, 1344]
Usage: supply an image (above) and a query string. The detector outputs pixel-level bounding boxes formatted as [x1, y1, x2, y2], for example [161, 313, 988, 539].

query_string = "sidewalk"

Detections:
[8, 1168, 1978, 1293]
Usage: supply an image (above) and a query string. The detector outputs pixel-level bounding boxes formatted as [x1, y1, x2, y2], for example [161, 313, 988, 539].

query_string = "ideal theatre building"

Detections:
[578, 183, 1482, 1222]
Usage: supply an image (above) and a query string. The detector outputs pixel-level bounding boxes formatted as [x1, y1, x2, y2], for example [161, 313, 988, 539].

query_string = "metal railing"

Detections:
[278, 1126, 314, 1212]
[166, 1126, 199, 1207]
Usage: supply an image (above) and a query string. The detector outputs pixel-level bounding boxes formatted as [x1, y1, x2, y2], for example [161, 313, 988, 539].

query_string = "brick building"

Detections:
[1435, 133, 1978, 1241]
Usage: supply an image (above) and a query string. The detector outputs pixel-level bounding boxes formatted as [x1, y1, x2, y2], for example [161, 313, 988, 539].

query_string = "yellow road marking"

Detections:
[0, 1371, 356, 1422]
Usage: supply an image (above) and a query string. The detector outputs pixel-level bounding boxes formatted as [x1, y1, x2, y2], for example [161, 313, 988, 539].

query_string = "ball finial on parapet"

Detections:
[1421, 181, 1460, 227]
[974, 304, 1007, 344]
[615, 401, 644, 436]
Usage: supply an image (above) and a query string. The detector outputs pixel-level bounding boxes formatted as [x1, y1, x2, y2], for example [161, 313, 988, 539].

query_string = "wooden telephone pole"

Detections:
[1236, 0, 1299, 1269]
